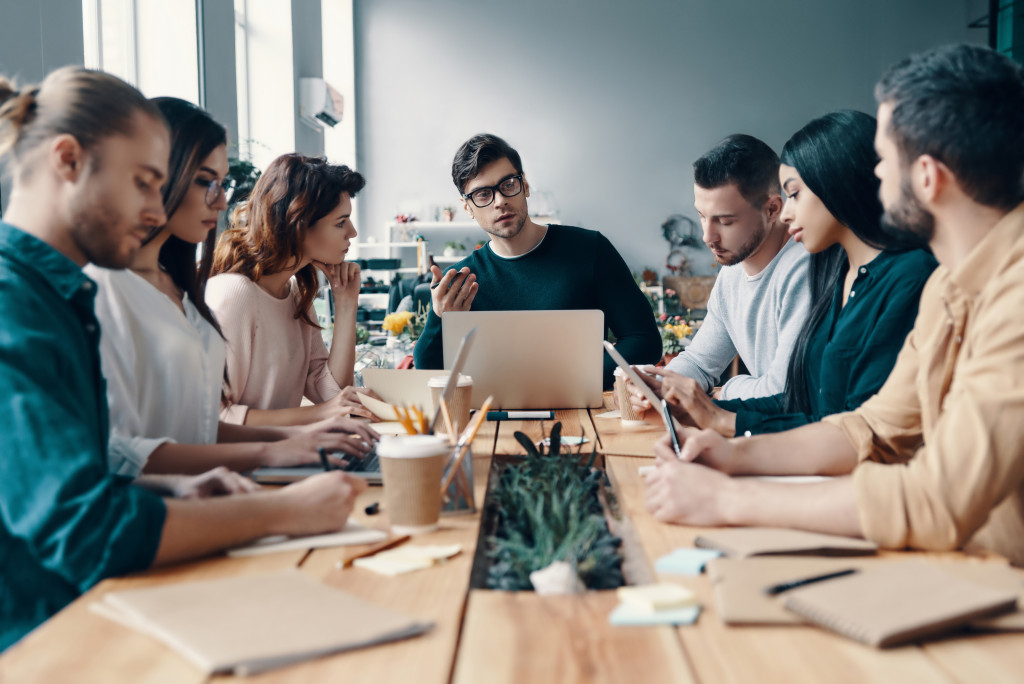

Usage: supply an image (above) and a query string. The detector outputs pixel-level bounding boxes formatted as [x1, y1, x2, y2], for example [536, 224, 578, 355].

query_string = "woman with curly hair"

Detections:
[208, 153, 373, 426]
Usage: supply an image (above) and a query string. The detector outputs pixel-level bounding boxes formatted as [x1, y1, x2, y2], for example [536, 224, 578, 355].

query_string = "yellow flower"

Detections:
[666, 323, 693, 340]
[382, 310, 414, 335]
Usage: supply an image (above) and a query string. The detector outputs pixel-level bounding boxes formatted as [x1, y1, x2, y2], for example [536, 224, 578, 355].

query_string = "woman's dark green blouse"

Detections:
[715, 249, 937, 435]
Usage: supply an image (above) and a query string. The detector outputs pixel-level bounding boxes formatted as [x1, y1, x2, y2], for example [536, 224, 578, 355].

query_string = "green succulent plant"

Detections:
[485, 422, 624, 591]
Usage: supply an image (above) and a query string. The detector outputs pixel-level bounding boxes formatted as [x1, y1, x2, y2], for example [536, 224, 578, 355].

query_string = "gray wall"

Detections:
[352, 0, 982, 276]
[292, 0, 326, 157]
[199, 0, 240, 153]
[0, 0, 85, 213]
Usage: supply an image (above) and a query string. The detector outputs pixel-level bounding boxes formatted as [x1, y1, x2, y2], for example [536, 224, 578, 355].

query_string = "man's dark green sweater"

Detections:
[413, 225, 662, 389]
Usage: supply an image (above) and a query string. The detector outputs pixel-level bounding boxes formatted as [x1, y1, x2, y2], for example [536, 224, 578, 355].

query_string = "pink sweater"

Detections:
[206, 273, 340, 423]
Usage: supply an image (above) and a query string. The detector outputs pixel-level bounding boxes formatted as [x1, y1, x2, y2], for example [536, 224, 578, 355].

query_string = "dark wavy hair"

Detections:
[213, 154, 365, 327]
[451, 133, 523, 194]
[780, 110, 918, 414]
[147, 97, 227, 335]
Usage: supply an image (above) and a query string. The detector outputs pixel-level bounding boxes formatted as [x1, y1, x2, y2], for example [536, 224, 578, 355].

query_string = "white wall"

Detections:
[351, 0, 982, 276]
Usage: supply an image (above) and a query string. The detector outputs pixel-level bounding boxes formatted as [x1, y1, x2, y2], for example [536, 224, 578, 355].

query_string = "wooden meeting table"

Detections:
[2, 402, 1023, 683]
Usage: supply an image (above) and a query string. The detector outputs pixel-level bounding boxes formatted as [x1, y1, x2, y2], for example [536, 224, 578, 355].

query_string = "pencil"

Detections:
[440, 396, 493, 495]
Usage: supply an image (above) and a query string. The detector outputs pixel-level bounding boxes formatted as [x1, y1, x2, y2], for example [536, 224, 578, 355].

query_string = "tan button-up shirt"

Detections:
[824, 204, 1024, 566]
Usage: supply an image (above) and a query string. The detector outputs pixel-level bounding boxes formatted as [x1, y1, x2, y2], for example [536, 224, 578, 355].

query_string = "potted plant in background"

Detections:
[225, 156, 262, 217]
[658, 314, 694, 365]
[381, 303, 430, 367]
[443, 240, 466, 257]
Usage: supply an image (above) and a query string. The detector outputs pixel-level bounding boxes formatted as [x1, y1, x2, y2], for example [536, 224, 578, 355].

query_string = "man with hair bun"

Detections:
[0, 67, 365, 650]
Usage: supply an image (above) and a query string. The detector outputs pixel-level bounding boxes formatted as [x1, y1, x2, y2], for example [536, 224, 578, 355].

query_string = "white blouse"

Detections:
[87, 266, 225, 477]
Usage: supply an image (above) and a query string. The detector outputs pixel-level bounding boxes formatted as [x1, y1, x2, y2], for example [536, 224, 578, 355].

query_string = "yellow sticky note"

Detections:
[616, 583, 697, 613]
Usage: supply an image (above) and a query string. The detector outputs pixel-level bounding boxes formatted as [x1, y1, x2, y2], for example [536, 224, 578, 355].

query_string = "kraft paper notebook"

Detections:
[92, 570, 432, 675]
[708, 557, 1024, 629]
[707, 556, 875, 625]
[693, 527, 878, 558]
[781, 561, 1017, 647]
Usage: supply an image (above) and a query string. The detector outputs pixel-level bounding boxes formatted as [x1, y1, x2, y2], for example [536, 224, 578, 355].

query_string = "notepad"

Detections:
[609, 603, 702, 626]
[707, 556, 875, 625]
[655, 548, 723, 575]
[782, 561, 1017, 647]
[694, 527, 877, 558]
[226, 522, 388, 557]
[353, 544, 462, 576]
[93, 570, 432, 675]
[616, 583, 697, 612]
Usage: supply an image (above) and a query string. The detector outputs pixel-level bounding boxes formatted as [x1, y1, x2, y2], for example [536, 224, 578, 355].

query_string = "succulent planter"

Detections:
[468, 424, 625, 592]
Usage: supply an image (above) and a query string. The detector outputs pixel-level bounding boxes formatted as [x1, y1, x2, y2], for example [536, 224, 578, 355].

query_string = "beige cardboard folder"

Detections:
[92, 570, 432, 675]
[709, 557, 1024, 630]
[708, 557, 870, 625]
[694, 527, 878, 558]
[781, 561, 1017, 647]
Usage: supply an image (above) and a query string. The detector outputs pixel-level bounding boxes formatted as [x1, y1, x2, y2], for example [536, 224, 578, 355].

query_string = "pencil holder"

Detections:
[441, 445, 475, 515]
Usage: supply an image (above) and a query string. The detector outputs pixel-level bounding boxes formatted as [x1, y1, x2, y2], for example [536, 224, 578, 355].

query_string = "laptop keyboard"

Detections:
[338, 447, 380, 474]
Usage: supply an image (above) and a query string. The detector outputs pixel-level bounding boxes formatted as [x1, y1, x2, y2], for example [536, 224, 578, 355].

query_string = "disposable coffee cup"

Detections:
[614, 367, 647, 426]
[429, 374, 473, 438]
[377, 434, 448, 535]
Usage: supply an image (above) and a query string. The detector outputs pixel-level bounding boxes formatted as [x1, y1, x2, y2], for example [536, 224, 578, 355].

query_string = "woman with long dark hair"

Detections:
[652, 110, 936, 435]
[88, 99, 376, 476]
[208, 153, 373, 427]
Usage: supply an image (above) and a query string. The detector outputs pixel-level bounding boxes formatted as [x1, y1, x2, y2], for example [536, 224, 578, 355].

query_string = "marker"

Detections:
[486, 410, 555, 421]
[762, 568, 858, 596]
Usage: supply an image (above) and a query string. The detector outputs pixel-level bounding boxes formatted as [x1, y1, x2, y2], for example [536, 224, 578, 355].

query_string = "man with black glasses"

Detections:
[413, 133, 661, 388]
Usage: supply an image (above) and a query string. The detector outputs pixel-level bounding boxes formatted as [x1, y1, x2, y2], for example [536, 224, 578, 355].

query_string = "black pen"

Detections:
[763, 568, 857, 595]
[318, 446, 332, 472]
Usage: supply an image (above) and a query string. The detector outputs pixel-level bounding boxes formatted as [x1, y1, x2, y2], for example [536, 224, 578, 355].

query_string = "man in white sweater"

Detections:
[642, 135, 810, 408]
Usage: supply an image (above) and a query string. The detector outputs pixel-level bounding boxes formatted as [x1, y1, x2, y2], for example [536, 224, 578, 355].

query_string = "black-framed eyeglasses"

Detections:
[195, 177, 237, 207]
[462, 174, 523, 208]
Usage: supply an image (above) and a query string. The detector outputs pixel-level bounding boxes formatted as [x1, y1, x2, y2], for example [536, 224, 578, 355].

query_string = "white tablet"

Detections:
[602, 340, 670, 429]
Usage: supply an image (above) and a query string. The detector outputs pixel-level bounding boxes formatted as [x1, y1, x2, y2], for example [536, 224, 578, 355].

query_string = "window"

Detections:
[82, 0, 200, 104]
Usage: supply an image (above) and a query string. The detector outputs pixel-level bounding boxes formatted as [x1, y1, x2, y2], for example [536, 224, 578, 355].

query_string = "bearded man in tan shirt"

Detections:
[644, 43, 1024, 566]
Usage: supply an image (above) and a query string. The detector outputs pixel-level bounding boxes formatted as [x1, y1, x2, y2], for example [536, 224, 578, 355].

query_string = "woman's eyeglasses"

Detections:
[195, 177, 238, 207]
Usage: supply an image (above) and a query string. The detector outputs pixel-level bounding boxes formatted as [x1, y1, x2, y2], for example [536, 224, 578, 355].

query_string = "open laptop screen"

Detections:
[441, 309, 604, 409]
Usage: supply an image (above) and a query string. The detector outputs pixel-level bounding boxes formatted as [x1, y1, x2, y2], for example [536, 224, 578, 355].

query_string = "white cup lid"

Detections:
[427, 373, 473, 388]
[377, 434, 449, 458]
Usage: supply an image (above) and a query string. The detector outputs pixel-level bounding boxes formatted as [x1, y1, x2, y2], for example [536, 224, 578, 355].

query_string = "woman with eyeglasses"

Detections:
[207, 153, 375, 427]
[638, 110, 937, 436]
[87, 99, 376, 479]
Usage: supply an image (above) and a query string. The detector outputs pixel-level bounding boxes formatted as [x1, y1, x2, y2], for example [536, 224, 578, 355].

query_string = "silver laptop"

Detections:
[441, 310, 605, 409]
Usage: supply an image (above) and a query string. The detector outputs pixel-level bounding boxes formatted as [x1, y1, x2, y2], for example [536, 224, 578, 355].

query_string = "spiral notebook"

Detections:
[781, 561, 1017, 647]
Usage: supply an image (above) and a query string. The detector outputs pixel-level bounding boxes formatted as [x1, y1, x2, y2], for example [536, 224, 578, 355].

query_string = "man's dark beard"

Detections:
[880, 176, 934, 250]
[715, 223, 766, 266]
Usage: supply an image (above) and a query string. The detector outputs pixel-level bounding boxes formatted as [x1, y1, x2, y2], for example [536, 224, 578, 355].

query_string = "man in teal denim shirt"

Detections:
[0, 67, 366, 652]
